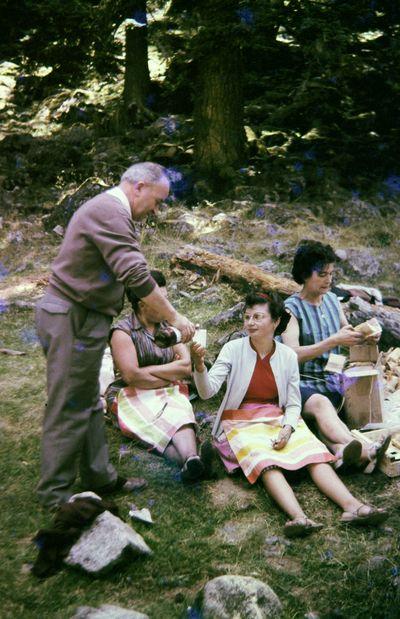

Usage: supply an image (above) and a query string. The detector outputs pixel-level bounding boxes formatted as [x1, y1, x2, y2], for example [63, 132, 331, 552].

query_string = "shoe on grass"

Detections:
[181, 455, 205, 483]
[95, 475, 148, 495]
[284, 517, 323, 539]
[340, 504, 388, 526]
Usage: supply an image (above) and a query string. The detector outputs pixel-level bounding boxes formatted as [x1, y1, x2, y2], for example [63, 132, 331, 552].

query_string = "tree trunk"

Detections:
[123, 0, 150, 115]
[193, 1, 245, 186]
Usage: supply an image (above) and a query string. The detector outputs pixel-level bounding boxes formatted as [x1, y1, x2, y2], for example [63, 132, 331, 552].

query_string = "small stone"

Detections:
[52, 225, 65, 236]
[72, 605, 149, 619]
[335, 249, 347, 261]
[257, 259, 278, 273]
[129, 507, 153, 525]
[206, 302, 244, 327]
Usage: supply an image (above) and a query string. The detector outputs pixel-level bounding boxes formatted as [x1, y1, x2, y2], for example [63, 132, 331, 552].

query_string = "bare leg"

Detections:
[164, 443, 182, 465]
[261, 469, 306, 520]
[170, 424, 198, 463]
[307, 463, 363, 512]
[304, 394, 369, 463]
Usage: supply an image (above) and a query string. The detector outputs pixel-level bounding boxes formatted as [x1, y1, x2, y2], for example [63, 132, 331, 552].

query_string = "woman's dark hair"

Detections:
[126, 270, 167, 310]
[291, 240, 338, 285]
[244, 290, 290, 335]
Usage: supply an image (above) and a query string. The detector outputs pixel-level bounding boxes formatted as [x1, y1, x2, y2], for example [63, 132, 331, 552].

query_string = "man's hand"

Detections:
[333, 325, 364, 347]
[272, 425, 293, 450]
[190, 342, 206, 372]
[171, 313, 196, 343]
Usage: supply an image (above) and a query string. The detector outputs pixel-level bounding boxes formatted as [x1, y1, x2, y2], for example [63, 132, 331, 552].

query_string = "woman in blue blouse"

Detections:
[282, 240, 389, 473]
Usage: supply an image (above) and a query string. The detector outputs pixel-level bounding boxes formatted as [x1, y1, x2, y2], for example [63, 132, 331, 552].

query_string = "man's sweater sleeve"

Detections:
[90, 204, 156, 298]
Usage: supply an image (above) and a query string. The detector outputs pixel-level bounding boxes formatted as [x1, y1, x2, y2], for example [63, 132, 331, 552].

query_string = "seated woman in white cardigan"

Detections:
[191, 291, 387, 538]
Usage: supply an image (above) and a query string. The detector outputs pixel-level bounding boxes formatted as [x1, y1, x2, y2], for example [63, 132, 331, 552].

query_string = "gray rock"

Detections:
[344, 249, 381, 278]
[65, 511, 152, 575]
[217, 330, 246, 346]
[196, 575, 282, 618]
[72, 605, 149, 619]
[257, 260, 278, 273]
[206, 302, 244, 327]
[335, 249, 347, 261]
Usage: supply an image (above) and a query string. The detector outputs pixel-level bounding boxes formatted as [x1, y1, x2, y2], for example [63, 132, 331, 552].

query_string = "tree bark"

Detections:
[171, 246, 300, 296]
[193, 0, 245, 184]
[123, 0, 150, 115]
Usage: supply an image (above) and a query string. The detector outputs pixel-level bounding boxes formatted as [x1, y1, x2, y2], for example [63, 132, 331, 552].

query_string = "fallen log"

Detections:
[171, 246, 300, 297]
[172, 246, 400, 348]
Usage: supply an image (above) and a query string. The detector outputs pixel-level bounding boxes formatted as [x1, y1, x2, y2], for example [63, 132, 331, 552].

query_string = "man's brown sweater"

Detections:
[48, 191, 155, 316]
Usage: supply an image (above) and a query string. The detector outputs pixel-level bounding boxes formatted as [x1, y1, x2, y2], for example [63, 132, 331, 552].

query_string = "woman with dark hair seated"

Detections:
[105, 270, 208, 483]
[282, 240, 389, 472]
[191, 291, 387, 538]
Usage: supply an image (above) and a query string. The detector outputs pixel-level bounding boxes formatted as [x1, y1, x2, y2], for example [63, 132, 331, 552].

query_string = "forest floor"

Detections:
[1, 60, 400, 619]
[1, 203, 400, 619]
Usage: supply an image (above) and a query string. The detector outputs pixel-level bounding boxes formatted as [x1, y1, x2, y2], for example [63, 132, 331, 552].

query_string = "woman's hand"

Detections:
[272, 425, 293, 450]
[332, 325, 364, 347]
[190, 342, 206, 372]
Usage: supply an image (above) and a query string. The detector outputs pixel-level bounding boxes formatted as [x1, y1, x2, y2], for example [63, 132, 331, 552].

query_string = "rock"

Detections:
[43, 177, 109, 231]
[209, 478, 256, 511]
[129, 507, 153, 525]
[217, 330, 246, 346]
[160, 218, 195, 235]
[194, 575, 282, 618]
[64, 511, 152, 575]
[335, 249, 347, 261]
[52, 225, 64, 236]
[206, 302, 244, 327]
[211, 212, 239, 227]
[72, 605, 149, 619]
[265, 223, 284, 236]
[257, 260, 278, 273]
[344, 249, 381, 279]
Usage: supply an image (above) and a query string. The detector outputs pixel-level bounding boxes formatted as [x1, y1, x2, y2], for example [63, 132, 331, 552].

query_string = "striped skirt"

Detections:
[108, 383, 196, 454]
[216, 403, 334, 484]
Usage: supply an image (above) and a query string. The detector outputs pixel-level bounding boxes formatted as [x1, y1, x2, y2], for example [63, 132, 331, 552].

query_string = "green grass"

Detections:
[0, 214, 400, 619]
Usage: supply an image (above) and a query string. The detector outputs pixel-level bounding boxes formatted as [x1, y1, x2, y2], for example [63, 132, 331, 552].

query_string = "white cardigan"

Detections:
[193, 337, 301, 438]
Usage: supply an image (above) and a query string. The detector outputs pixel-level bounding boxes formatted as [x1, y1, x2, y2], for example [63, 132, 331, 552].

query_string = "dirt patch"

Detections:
[208, 477, 257, 511]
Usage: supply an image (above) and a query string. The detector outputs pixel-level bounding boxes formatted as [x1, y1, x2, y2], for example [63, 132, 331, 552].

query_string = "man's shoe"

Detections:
[95, 475, 148, 495]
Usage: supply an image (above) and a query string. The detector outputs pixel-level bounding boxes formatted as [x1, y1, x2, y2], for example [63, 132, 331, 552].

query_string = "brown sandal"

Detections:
[340, 504, 388, 526]
[284, 517, 323, 539]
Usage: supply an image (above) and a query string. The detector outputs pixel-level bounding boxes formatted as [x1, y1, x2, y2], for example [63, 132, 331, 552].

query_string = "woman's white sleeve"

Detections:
[193, 344, 232, 400]
[282, 353, 301, 429]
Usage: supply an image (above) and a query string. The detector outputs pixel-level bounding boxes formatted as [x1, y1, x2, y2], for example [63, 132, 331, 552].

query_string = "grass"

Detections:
[0, 211, 400, 619]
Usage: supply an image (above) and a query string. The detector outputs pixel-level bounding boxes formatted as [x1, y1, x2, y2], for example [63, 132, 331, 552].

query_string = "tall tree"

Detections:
[123, 1, 151, 115]
[192, 0, 246, 186]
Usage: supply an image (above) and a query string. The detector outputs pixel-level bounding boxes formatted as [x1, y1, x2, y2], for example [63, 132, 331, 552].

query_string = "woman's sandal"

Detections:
[363, 433, 391, 474]
[333, 439, 362, 472]
[340, 504, 388, 526]
[283, 517, 323, 539]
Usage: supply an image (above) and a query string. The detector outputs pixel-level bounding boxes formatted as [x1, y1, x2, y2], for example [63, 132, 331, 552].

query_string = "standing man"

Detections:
[36, 162, 195, 509]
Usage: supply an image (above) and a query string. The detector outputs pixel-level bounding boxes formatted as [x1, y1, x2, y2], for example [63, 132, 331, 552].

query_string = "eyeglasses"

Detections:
[243, 313, 268, 323]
